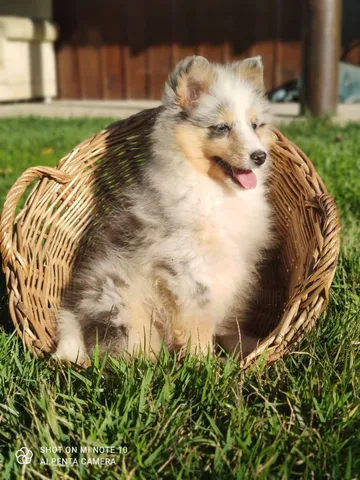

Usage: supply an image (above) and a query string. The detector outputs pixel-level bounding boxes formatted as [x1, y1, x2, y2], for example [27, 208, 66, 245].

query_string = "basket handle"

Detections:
[0, 166, 71, 271]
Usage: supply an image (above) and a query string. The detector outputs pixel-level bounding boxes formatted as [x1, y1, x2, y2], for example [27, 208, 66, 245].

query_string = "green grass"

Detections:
[0, 117, 359, 479]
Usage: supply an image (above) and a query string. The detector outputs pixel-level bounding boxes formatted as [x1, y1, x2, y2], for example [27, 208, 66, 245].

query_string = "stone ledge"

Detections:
[0, 15, 58, 101]
[0, 16, 57, 42]
[0, 101, 359, 124]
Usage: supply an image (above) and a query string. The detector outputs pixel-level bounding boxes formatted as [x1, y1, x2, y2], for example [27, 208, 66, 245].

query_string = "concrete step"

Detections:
[0, 100, 359, 124]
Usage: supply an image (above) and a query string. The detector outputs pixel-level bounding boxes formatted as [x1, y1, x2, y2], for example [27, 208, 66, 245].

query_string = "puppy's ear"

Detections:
[163, 56, 213, 109]
[232, 56, 264, 92]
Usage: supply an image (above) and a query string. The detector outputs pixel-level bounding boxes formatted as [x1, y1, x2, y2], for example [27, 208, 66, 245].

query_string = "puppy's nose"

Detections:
[250, 150, 267, 166]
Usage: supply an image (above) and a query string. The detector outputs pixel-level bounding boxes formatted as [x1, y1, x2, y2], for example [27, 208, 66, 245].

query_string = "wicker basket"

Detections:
[0, 108, 341, 369]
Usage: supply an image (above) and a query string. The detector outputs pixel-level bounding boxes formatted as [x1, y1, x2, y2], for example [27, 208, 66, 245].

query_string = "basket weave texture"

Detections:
[0, 108, 341, 369]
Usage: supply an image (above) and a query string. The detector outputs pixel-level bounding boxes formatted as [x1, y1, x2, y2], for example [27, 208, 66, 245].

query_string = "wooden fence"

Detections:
[53, 0, 359, 100]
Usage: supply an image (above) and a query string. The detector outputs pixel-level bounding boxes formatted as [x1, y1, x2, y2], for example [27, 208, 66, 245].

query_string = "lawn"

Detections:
[0, 117, 359, 479]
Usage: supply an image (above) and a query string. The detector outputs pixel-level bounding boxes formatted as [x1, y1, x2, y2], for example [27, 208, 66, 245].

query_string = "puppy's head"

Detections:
[162, 56, 274, 189]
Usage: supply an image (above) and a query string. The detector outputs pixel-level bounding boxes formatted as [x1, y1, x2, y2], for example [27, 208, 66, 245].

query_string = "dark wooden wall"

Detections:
[53, 0, 359, 100]
[342, 0, 360, 65]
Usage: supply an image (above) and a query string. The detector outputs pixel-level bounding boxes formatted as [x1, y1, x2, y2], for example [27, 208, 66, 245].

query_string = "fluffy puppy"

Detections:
[55, 55, 274, 364]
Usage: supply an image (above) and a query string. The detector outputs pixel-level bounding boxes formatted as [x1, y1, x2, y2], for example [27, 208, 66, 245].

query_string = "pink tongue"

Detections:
[234, 170, 257, 189]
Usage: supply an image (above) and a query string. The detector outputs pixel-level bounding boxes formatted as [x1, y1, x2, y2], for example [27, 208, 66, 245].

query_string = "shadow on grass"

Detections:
[0, 253, 13, 333]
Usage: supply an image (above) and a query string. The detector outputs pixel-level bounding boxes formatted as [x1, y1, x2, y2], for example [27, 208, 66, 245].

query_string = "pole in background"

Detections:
[301, 0, 342, 116]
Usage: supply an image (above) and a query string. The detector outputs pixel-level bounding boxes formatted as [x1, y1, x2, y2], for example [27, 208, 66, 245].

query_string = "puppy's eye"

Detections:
[252, 121, 266, 130]
[210, 124, 230, 135]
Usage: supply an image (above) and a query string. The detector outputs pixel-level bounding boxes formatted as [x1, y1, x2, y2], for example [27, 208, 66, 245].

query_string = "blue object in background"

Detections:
[270, 62, 360, 104]
[338, 62, 360, 103]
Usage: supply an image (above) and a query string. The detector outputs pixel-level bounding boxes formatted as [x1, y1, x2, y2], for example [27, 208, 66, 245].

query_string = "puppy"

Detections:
[55, 55, 274, 364]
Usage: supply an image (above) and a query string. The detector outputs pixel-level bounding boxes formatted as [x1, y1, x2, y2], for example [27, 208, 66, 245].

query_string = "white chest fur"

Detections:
[145, 168, 271, 321]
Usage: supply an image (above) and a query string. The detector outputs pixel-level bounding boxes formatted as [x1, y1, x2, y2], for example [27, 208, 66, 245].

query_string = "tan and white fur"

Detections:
[55, 55, 274, 364]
